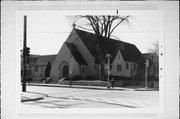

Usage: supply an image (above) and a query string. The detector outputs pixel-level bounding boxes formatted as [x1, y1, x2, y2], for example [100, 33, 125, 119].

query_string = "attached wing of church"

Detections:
[50, 28, 142, 81]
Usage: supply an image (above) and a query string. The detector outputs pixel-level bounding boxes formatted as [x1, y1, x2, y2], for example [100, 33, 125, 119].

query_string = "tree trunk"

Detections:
[100, 63, 105, 81]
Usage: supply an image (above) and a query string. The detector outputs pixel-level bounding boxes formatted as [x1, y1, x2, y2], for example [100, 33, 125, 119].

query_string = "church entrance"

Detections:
[63, 65, 69, 78]
[58, 61, 69, 79]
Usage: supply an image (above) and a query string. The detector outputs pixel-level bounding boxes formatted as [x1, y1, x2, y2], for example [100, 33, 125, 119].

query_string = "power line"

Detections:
[27, 31, 70, 34]
[27, 30, 158, 34]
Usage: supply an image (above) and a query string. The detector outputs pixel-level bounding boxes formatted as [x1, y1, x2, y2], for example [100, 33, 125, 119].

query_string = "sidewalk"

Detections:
[21, 91, 47, 102]
[21, 83, 157, 102]
[27, 83, 158, 91]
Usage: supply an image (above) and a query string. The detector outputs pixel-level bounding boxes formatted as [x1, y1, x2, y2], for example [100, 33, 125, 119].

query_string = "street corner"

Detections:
[21, 92, 46, 102]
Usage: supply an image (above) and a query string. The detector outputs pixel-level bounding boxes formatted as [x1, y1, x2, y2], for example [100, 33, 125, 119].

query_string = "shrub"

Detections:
[21, 77, 33, 82]
[86, 76, 96, 80]
[122, 82, 132, 87]
[26, 77, 33, 81]
[72, 75, 81, 81]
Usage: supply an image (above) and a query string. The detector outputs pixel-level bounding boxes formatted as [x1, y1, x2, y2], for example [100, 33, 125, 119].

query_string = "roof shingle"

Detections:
[65, 42, 87, 65]
[36, 55, 57, 65]
[75, 28, 142, 63]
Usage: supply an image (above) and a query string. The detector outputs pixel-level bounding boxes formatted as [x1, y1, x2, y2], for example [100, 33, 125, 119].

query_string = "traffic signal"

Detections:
[24, 47, 30, 57]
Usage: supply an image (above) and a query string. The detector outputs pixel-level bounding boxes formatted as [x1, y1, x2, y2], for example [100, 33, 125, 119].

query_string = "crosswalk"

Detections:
[22, 91, 158, 108]
[66, 96, 158, 108]
[22, 95, 158, 108]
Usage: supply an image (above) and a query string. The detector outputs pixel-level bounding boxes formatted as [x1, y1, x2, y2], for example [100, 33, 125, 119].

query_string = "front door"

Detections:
[63, 65, 69, 78]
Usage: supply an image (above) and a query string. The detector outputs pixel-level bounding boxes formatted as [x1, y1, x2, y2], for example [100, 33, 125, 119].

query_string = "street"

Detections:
[21, 85, 159, 109]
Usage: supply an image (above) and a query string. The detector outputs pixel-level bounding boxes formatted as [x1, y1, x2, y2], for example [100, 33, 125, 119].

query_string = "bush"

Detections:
[86, 76, 96, 80]
[72, 75, 81, 80]
[64, 75, 81, 81]
[26, 77, 33, 82]
[122, 82, 132, 87]
[109, 75, 131, 81]
[21, 77, 33, 82]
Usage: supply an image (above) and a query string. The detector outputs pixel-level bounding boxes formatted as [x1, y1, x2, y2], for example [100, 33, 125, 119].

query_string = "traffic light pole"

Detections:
[22, 16, 27, 92]
[145, 59, 149, 89]
[145, 63, 147, 89]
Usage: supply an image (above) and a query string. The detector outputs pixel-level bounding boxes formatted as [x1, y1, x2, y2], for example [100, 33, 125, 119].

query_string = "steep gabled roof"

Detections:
[75, 28, 142, 63]
[75, 29, 98, 58]
[65, 42, 87, 65]
[36, 54, 57, 65]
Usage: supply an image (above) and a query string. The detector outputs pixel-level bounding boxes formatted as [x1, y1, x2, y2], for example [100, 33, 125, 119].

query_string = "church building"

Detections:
[50, 28, 142, 82]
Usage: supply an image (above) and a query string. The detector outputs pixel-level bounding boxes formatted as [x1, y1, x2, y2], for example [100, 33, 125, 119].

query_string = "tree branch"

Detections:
[109, 15, 130, 36]
[75, 24, 94, 31]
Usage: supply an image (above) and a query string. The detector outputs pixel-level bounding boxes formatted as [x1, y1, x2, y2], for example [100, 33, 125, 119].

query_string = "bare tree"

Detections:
[68, 15, 130, 81]
[147, 41, 159, 79]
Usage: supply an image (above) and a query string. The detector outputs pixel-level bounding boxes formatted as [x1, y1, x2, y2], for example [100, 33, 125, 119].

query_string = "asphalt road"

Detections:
[21, 85, 159, 109]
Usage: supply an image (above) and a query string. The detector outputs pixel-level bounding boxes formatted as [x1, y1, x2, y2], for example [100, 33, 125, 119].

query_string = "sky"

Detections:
[17, 10, 162, 55]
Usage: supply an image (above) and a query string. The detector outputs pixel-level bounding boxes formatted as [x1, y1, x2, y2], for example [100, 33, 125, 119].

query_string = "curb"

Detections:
[27, 83, 158, 91]
[27, 83, 134, 91]
[21, 92, 48, 102]
[21, 97, 44, 102]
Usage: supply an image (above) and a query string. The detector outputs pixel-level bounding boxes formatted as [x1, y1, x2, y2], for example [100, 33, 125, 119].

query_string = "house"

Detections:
[31, 55, 57, 80]
[50, 28, 142, 85]
[21, 54, 57, 81]
[21, 54, 39, 80]
[21, 54, 57, 80]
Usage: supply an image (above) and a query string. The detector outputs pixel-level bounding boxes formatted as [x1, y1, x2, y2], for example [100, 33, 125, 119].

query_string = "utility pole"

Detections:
[22, 16, 27, 92]
[145, 59, 149, 89]
[106, 54, 111, 89]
